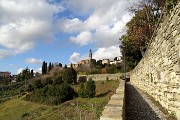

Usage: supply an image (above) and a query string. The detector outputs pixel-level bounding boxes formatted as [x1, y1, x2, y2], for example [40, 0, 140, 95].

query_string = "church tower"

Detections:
[89, 49, 92, 61]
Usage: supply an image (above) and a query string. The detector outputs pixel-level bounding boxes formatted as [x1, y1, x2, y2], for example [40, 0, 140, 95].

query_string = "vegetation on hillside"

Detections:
[0, 80, 119, 120]
[78, 78, 96, 98]
[119, 0, 178, 71]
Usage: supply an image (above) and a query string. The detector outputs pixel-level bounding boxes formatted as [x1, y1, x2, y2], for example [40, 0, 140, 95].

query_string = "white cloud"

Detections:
[17, 68, 24, 74]
[63, 0, 118, 16]
[0, 0, 64, 58]
[34, 68, 42, 73]
[93, 46, 121, 60]
[69, 52, 81, 63]
[0, 49, 16, 59]
[70, 31, 92, 46]
[25, 58, 43, 64]
[58, 18, 84, 33]
[66, 1, 134, 61]
[0, 0, 133, 57]
[64, 0, 133, 47]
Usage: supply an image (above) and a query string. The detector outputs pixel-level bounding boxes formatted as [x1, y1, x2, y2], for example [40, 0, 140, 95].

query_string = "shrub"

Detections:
[62, 68, 77, 84]
[21, 112, 29, 117]
[53, 75, 63, 85]
[106, 77, 109, 82]
[86, 79, 96, 98]
[78, 83, 86, 97]
[43, 77, 53, 86]
[33, 79, 42, 89]
[106, 65, 117, 74]
[26, 83, 76, 105]
[27, 84, 34, 92]
[89, 69, 101, 74]
[78, 76, 87, 83]
[78, 78, 96, 98]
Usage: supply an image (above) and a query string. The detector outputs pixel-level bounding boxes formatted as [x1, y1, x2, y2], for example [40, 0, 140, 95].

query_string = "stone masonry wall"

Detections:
[78, 73, 122, 81]
[130, 2, 180, 119]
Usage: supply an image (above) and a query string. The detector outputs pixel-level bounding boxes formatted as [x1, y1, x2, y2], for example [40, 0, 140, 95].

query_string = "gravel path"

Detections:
[125, 82, 166, 120]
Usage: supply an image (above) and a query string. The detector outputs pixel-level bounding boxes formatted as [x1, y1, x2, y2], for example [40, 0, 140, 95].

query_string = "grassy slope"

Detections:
[0, 80, 119, 120]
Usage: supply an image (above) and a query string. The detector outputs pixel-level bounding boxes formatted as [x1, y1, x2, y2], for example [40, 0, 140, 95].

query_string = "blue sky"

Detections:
[0, 0, 134, 74]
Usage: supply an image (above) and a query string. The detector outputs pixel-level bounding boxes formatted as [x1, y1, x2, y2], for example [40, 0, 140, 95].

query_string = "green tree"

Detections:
[30, 69, 34, 78]
[48, 62, 52, 72]
[52, 63, 54, 69]
[64, 64, 67, 69]
[78, 83, 86, 97]
[61, 68, 77, 84]
[86, 78, 96, 98]
[119, 0, 166, 70]
[78, 78, 96, 98]
[42, 61, 47, 75]
[42, 61, 46, 75]
[59, 63, 62, 67]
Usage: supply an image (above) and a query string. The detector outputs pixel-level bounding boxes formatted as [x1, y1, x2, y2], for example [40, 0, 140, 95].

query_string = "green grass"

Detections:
[0, 80, 119, 120]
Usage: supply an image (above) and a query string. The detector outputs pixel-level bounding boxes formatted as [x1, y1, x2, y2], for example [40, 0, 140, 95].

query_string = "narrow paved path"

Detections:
[125, 82, 163, 120]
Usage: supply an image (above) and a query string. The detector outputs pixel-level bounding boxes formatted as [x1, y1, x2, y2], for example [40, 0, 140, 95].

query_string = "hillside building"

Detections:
[0, 71, 11, 78]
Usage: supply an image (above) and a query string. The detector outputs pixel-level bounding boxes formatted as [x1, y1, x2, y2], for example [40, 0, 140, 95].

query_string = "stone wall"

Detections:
[100, 80, 125, 120]
[78, 73, 123, 81]
[130, 2, 180, 119]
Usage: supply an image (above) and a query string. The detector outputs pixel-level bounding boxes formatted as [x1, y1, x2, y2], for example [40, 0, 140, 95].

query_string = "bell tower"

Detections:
[89, 49, 92, 61]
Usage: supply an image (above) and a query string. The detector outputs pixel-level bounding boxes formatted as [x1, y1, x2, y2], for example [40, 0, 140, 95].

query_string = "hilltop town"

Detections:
[67, 49, 122, 68]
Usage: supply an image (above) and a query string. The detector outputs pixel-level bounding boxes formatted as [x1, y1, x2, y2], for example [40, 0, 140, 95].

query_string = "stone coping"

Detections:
[100, 80, 125, 120]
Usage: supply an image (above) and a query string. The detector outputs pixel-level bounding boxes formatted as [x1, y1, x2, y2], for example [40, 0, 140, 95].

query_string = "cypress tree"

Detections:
[45, 62, 47, 74]
[64, 64, 67, 69]
[48, 62, 52, 72]
[30, 69, 34, 78]
[42, 61, 46, 75]
[52, 63, 54, 69]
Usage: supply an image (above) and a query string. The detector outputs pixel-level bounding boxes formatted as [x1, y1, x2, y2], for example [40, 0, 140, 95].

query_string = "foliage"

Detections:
[30, 69, 34, 78]
[86, 78, 96, 98]
[0, 81, 25, 102]
[27, 84, 33, 92]
[17, 67, 33, 81]
[78, 83, 86, 97]
[92, 60, 103, 69]
[42, 61, 47, 75]
[78, 78, 96, 98]
[0, 80, 119, 120]
[61, 68, 77, 84]
[78, 76, 87, 83]
[89, 69, 101, 74]
[106, 77, 109, 82]
[120, 0, 178, 70]
[106, 64, 118, 74]
[33, 79, 42, 89]
[26, 83, 76, 105]
[53, 75, 63, 85]
[48, 62, 52, 72]
[59, 63, 62, 67]
[119, 0, 167, 70]
[166, 0, 177, 11]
